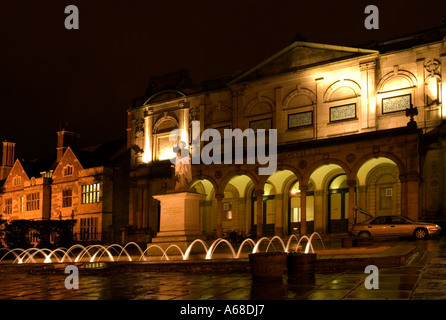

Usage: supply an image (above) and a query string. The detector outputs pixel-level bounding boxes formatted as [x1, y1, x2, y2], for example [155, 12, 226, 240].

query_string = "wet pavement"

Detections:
[0, 236, 445, 300]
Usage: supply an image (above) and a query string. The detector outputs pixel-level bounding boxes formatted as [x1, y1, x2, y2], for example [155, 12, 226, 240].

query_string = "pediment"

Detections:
[229, 42, 378, 84]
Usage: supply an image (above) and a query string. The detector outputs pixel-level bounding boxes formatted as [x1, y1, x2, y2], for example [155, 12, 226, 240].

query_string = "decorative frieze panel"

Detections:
[134, 118, 145, 153]
[329, 103, 356, 122]
[249, 118, 272, 131]
[382, 94, 411, 114]
[288, 111, 313, 129]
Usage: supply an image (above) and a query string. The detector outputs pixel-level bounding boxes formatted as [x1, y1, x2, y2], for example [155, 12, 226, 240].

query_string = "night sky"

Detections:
[1, 0, 446, 160]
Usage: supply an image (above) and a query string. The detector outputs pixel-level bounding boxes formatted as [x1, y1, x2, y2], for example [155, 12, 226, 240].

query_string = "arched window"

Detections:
[153, 116, 179, 161]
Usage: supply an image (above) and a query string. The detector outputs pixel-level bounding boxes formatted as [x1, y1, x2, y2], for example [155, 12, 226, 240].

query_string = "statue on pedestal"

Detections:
[172, 140, 192, 192]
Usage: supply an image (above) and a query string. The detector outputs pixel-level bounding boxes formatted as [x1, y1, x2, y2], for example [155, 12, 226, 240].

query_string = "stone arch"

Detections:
[365, 163, 401, 216]
[324, 79, 361, 102]
[153, 115, 179, 134]
[377, 69, 417, 93]
[303, 158, 352, 184]
[245, 95, 275, 117]
[425, 73, 442, 85]
[190, 175, 218, 196]
[217, 170, 259, 196]
[321, 168, 347, 192]
[283, 88, 316, 109]
[352, 152, 406, 178]
[425, 74, 442, 105]
[190, 178, 217, 237]
[143, 89, 186, 105]
[224, 183, 240, 199]
[221, 173, 257, 235]
[366, 163, 400, 186]
[276, 163, 304, 186]
[191, 180, 206, 195]
[206, 104, 232, 124]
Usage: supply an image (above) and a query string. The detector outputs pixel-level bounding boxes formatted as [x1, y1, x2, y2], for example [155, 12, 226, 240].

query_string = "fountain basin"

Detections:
[286, 253, 317, 278]
[248, 252, 287, 279]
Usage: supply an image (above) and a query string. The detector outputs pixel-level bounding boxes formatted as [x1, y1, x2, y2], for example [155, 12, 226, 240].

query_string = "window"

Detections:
[63, 165, 73, 176]
[372, 216, 388, 224]
[81, 183, 100, 204]
[28, 229, 39, 244]
[41, 171, 53, 178]
[223, 202, 232, 220]
[13, 176, 21, 186]
[26, 193, 40, 211]
[20, 196, 24, 213]
[4, 198, 12, 214]
[80, 217, 99, 241]
[62, 189, 72, 207]
[388, 216, 405, 224]
[379, 187, 393, 210]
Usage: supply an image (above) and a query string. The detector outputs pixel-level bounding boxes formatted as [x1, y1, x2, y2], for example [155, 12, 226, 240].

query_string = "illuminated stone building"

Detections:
[127, 27, 446, 239]
[0, 129, 129, 244]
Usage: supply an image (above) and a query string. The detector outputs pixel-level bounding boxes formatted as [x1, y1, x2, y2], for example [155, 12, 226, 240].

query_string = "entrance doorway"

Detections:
[288, 181, 314, 235]
[251, 183, 275, 236]
[328, 174, 349, 233]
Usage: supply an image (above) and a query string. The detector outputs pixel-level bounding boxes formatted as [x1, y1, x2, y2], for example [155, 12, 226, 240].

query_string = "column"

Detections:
[143, 109, 153, 163]
[399, 174, 408, 218]
[315, 77, 324, 138]
[313, 190, 324, 233]
[360, 60, 377, 129]
[138, 187, 143, 229]
[274, 194, 283, 236]
[416, 58, 426, 125]
[143, 186, 149, 229]
[406, 174, 420, 221]
[129, 185, 134, 226]
[255, 190, 263, 237]
[181, 103, 189, 144]
[441, 54, 446, 119]
[347, 179, 356, 230]
[356, 186, 367, 222]
[299, 185, 307, 235]
[216, 194, 224, 238]
[274, 87, 282, 143]
[126, 111, 132, 149]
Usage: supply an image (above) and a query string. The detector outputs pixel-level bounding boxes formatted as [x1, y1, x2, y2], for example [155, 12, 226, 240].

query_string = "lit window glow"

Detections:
[81, 183, 100, 204]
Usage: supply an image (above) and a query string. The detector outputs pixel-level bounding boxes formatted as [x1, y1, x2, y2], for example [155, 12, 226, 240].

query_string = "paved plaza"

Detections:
[0, 236, 445, 301]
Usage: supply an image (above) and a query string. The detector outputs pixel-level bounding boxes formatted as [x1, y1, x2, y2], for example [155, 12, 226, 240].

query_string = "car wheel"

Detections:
[414, 228, 428, 240]
[358, 231, 371, 238]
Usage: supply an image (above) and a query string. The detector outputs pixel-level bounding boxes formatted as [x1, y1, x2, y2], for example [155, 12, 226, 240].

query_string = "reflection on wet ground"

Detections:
[0, 237, 444, 300]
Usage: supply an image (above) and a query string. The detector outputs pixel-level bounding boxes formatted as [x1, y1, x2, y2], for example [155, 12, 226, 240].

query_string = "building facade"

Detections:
[0, 129, 129, 244]
[127, 27, 446, 239]
[2, 27, 446, 245]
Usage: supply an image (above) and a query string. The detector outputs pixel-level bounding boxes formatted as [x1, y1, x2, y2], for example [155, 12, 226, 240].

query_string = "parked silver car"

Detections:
[351, 215, 441, 239]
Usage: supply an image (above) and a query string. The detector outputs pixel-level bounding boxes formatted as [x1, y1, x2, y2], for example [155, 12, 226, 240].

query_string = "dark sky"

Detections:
[1, 0, 446, 160]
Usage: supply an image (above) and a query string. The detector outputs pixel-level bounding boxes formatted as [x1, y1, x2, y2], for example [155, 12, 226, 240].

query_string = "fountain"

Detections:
[0, 233, 325, 266]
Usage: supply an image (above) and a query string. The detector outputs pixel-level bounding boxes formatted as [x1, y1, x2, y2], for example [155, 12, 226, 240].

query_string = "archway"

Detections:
[259, 169, 298, 236]
[221, 175, 255, 238]
[308, 163, 349, 234]
[251, 182, 276, 236]
[288, 180, 315, 235]
[327, 174, 349, 233]
[190, 179, 216, 238]
[356, 157, 401, 221]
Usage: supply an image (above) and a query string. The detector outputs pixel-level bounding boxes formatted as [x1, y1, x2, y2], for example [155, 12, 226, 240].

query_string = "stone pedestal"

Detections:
[152, 191, 205, 252]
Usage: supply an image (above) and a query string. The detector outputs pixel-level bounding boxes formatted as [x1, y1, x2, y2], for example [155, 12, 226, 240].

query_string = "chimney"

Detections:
[0, 141, 15, 180]
[57, 127, 80, 162]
